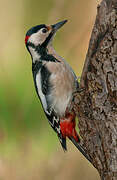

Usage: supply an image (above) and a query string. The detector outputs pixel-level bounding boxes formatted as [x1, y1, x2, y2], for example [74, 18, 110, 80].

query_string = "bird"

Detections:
[25, 20, 91, 162]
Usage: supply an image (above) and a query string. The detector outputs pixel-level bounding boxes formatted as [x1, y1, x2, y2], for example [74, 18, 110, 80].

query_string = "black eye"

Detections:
[42, 28, 47, 33]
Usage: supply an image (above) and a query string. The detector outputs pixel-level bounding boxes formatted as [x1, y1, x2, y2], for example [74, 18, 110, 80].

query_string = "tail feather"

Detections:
[58, 135, 67, 151]
[69, 136, 92, 163]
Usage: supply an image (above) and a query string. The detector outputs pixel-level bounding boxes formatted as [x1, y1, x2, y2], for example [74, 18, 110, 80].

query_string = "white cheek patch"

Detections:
[28, 46, 40, 62]
[29, 30, 49, 46]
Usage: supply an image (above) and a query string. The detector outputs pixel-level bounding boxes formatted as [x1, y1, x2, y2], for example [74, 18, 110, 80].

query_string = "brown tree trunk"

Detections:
[74, 0, 117, 179]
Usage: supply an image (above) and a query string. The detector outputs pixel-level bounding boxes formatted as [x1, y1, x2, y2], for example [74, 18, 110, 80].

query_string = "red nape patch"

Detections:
[25, 35, 30, 44]
[60, 117, 80, 142]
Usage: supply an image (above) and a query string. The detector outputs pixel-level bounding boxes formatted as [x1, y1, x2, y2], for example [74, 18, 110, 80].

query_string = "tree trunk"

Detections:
[74, 0, 117, 179]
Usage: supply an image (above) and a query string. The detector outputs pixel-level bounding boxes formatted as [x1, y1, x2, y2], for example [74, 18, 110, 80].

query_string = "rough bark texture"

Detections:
[74, 0, 117, 179]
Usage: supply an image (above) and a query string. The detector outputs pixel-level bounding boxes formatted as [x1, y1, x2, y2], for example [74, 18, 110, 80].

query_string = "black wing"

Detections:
[46, 111, 67, 151]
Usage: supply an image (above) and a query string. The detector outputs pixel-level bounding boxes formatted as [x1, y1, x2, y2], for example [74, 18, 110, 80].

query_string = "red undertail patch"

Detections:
[60, 113, 80, 143]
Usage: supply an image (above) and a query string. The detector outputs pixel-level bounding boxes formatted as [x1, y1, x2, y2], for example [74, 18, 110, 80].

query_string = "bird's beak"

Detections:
[51, 20, 68, 32]
[43, 20, 67, 47]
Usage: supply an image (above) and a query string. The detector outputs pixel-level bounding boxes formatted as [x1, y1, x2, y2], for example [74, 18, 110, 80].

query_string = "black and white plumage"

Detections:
[25, 20, 79, 150]
[25, 20, 91, 162]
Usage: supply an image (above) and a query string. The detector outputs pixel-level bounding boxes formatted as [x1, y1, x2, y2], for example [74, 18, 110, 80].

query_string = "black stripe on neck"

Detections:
[32, 60, 42, 72]
[41, 31, 54, 48]
[28, 41, 60, 63]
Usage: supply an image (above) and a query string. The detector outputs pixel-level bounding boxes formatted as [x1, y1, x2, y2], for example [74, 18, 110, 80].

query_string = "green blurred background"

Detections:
[0, 0, 101, 179]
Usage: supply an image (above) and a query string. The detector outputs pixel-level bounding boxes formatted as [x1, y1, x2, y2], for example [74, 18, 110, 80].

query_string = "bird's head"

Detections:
[25, 20, 67, 59]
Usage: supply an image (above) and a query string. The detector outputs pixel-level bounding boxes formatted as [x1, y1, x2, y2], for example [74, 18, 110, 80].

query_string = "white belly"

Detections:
[37, 59, 77, 117]
[47, 70, 75, 116]
[48, 91, 72, 116]
[36, 69, 73, 116]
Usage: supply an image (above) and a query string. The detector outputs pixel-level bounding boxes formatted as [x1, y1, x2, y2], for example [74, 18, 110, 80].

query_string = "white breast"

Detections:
[35, 59, 76, 117]
[46, 62, 75, 117]
[49, 90, 72, 117]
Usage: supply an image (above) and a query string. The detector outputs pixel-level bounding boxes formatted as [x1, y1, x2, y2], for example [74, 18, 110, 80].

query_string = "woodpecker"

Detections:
[25, 20, 91, 162]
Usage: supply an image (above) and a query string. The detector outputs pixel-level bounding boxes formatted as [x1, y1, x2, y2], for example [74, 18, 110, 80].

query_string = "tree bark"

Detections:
[74, 0, 117, 179]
